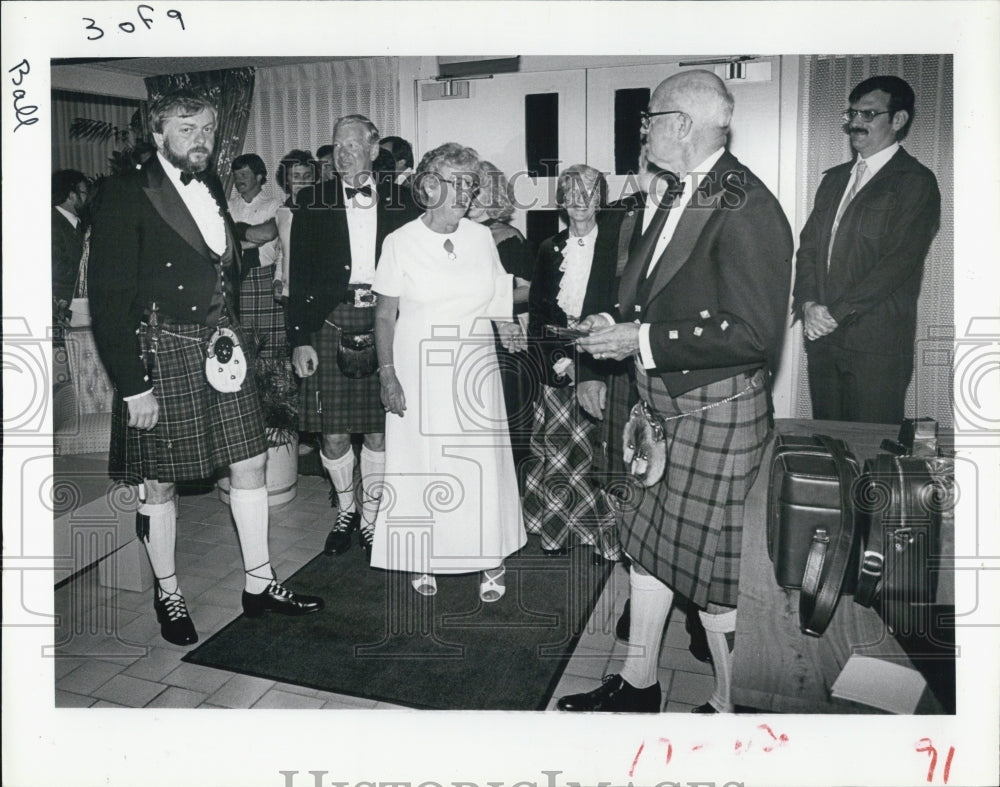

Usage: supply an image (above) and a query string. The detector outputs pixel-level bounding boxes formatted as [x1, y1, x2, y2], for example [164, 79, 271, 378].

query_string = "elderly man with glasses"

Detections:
[793, 75, 941, 424]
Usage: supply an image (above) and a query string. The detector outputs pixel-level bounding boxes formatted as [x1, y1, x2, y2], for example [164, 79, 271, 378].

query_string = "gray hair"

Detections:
[413, 142, 480, 208]
[333, 114, 380, 145]
[556, 163, 608, 209]
[476, 160, 515, 222]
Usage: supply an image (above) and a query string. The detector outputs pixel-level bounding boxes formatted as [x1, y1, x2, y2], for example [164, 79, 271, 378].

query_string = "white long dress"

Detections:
[370, 217, 527, 574]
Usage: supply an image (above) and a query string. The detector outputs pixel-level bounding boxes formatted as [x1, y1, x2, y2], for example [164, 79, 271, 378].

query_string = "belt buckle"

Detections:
[353, 288, 376, 308]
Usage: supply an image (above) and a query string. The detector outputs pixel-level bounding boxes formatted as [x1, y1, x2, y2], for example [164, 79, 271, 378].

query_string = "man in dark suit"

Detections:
[288, 114, 419, 560]
[52, 169, 90, 323]
[793, 75, 941, 424]
[559, 70, 793, 713]
[89, 90, 323, 647]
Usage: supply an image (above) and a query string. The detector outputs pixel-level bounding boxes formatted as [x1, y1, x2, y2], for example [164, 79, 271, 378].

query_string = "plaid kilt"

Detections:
[622, 367, 770, 608]
[239, 266, 288, 361]
[298, 303, 385, 435]
[109, 318, 267, 484]
[522, 384, 623, 560]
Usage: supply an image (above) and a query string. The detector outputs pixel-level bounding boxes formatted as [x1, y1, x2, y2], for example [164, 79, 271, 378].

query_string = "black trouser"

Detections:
[806, 341, 914, 424]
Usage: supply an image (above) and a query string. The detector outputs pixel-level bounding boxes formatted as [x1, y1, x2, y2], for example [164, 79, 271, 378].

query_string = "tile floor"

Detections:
[53, 472, 714, 711]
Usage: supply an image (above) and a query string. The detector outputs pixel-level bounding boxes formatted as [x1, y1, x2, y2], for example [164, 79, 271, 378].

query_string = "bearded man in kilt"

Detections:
[559, 70, 793, 713]
[88, 90, 324, 647]
[288, 115, 419, 559]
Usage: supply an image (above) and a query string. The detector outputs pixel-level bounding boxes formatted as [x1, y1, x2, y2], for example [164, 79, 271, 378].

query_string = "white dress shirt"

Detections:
[55, 205, 79, 230]
[227, 189, 284, 283]
[832, 141, 899, 221]
[343, 175, 379, 286]
[158, 153, 226, 256]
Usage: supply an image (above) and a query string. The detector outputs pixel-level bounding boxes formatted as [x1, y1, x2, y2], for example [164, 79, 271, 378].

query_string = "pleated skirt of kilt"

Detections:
[621, 368, 770, 608]
[109, 319, 268, 484]
[239, 266, 288, 360]
[298, 303, 385, 435]
[522, 384, 623, 560]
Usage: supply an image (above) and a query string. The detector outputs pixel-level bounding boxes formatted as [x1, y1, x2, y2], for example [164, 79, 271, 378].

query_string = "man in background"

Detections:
[793, 75, 940, 424]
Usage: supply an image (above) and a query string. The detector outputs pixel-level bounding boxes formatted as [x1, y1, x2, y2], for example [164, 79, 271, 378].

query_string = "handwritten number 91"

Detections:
[83, 5, 185, 40]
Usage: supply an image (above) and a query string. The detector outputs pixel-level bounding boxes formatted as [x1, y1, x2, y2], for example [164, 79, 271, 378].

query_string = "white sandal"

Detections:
[479, 567, 506, 603]
[410, 573, 437, 597]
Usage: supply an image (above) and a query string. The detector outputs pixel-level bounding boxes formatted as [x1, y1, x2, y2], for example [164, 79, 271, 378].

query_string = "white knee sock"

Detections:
[138, 499, 179, 596]
[229, 486, 272, 594]
[359, 445, 385, 532]
[699, 607, 738, 712]
[619, 567, 674, 689]
[321, 448, 357, 513]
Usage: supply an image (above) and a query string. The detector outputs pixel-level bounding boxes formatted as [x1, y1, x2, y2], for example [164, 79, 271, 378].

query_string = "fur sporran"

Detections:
[622, 400, 666, 487]
[336, 330, 377, 378]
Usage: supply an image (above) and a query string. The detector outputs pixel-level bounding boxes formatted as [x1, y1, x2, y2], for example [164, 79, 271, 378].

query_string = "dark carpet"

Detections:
[184, 539, 613, 710]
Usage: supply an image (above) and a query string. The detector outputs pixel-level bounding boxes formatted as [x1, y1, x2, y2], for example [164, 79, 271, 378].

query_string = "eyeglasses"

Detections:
[438, 175, 480, 194]
[639, 109, 686, 129]
[841, 109, 892, 123]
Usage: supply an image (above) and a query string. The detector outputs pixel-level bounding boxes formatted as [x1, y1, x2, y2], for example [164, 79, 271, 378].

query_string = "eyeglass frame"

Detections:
[841, 108, 893, 123]
[435, 173, 480, 194]
[639, 109, 687, 129]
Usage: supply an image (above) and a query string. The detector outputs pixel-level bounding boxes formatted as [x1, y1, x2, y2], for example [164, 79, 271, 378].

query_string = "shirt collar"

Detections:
[342, 173, 376, 199]
[55, 205, 79, 229]
[643, 146, 726, 213]
[856, 142, 899, 177]
[158, 152, 202, 190]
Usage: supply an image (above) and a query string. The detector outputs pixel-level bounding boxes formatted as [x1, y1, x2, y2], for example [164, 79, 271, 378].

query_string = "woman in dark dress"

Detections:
[467, 161, 536, 490]
[522, 164, 622, 561]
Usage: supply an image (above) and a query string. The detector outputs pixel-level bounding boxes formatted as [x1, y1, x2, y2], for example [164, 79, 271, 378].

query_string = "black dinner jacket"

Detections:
[792, 147, 940, 356]
[528, 216, 620, 387]
[88, 155, 242, 398]
[618, 150, 794, 397]
[52, 208, 84, 303]
[286, 173, 420, 347]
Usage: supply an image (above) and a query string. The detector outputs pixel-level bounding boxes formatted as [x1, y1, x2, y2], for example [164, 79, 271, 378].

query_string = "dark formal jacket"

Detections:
[52, 208, 84, 303]
[529, 217, 620, 388]
[618, 150, 793, 397]
[286, 173, 419, 347]
[88, 155, 242, 398]
[792, 147, 941, 356]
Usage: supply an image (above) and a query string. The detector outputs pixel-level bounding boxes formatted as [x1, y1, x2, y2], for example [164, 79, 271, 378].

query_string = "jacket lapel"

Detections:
[642, 153, 739, 306]
[141, 156, 214, 260]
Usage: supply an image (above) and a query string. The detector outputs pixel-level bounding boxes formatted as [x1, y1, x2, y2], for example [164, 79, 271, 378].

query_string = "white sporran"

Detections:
[205, 326, 247, 393]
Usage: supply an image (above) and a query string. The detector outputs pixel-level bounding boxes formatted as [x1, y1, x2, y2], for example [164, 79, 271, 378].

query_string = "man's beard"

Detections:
[162, 137, 212, 174]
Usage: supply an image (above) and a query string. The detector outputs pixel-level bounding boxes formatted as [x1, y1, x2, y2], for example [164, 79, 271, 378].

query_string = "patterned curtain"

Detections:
[794, 55, 954, 428]
[144, 67, 255, 195]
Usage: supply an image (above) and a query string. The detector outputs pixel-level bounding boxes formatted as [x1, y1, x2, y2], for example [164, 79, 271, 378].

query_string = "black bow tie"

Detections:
[345, 184, 373, 199]
[179, 170, 208, 186]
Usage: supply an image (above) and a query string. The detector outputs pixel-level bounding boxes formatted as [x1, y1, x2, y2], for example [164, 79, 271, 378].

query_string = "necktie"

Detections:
[346, 184, 373, 199]
[179, 169, 208, 186]
[636, 177, 685, 282]
[827, 159, 868, 269]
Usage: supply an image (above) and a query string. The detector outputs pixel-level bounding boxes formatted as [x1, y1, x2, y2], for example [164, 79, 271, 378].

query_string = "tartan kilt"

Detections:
[298, 303, 385, 435]
[522, 384, 623, 560]
[621, 367, 770, 608]
[109, 318, 267, 484]
[239, 266, 288, 360]
[593, 363, 637, 495]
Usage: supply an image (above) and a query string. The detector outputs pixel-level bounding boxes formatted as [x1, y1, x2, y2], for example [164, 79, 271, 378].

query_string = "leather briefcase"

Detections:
[854, 453, 946, 635]
[767, 434, 863, 590]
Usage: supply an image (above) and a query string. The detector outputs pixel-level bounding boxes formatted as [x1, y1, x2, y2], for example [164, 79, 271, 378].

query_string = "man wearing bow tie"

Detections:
[560, 70, 793, 714]
[289, 114, 419, 560]
[793, 75, 940, 424]
[88, 90, 324, 647]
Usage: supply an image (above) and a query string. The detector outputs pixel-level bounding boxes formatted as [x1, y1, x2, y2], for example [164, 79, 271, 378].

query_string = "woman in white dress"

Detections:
[370, 143, 527, 601]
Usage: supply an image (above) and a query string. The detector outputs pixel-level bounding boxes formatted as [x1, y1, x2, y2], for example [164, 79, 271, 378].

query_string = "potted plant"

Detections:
[219, 334, 300, 506]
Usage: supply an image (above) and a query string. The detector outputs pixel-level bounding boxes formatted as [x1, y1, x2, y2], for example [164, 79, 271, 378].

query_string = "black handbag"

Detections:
[766, 433, 864, 636]
[336, 330, 377, 379]
[854, 453, 947, 636]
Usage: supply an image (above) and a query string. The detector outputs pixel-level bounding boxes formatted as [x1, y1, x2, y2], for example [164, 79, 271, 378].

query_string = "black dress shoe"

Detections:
[691, 701, 717, 713]
[323, 510, 360, 555]
[242, 579, 325, 617]
[686, 606, 713, 663]
[557, 674, 660, 713]
[153, 591, 198, 646]
[359, 526, 374, 562]
[615, 599, 631, 642]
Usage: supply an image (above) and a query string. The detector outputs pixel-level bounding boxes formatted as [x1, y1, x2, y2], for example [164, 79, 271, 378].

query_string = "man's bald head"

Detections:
[646, 70, 734, 174]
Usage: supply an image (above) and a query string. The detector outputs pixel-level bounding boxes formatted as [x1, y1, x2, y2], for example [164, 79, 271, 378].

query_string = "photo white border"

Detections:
[3, 2, 998, 786]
